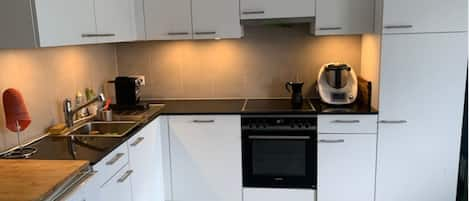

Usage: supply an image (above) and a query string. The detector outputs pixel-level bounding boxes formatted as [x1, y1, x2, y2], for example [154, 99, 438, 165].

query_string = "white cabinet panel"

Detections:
[192, 0, 242, 39]
[169, 115, 242, 201]
[315, 0, 373, 35]
[318, 134, 376, 201]
[128, 117, 165, 201]
[94, 0, 136, 43]
[318, 115, 378, 134]
[240, 0, 315, 20]
[144, 0, 193, 40]
[98, 164, 133, 201]
[376, 33, 467, 201]
[382, 0, 467, 33]
[35, 0, 97, 47]
[92, 142, 129, 186]
[243, 188, 316, 201]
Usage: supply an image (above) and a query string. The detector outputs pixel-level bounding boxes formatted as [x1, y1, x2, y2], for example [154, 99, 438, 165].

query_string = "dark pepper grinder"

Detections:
[285, 82, 304, 108]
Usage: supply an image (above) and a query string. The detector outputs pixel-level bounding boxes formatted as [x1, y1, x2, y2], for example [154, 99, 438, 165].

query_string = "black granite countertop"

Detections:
[145, 99, 378, 115]
[0, 106, 163, 165]
[147, 99, 246, 115]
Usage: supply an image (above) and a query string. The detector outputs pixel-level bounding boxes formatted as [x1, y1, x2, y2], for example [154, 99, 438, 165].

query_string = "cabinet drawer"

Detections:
[93, 142, 129, 186]
[318, 115, 377, 134]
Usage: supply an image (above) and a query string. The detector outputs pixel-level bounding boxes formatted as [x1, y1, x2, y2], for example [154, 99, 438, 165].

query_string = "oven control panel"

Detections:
[241, 115, 317, 130]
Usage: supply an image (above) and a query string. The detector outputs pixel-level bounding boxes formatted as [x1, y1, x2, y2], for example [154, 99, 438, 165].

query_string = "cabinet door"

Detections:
[34, 0, 97, 47]
[318, 134, 376, 201]
[376, 33, 467, 201]
[382, 0, 467, 33]
[128, 117, 165, 201]
[192, 0, 242, 39]
[169, 115, 242, 201]
[240, 0, 315, 20]
[94, 0, 136, 43]
[99, 164, 133, 201]
[315, 0, 373, 35]
[144, 0, 192, 40]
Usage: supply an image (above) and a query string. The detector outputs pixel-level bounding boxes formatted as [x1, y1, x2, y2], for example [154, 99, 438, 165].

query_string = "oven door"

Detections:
[242, 129, 316, 189]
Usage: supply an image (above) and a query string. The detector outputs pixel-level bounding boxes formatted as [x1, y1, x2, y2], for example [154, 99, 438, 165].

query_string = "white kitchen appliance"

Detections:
[317, 63, 358, 105]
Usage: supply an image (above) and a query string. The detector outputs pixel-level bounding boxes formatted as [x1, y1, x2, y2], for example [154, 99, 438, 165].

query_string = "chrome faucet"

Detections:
[63, 93, 106, 128]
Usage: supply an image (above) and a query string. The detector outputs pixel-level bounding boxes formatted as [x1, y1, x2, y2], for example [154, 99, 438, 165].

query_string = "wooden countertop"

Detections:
[0, 160, 89, 201]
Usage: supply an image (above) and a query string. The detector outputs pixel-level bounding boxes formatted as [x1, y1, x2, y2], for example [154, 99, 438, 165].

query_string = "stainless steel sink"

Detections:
[68, 121, 138, 137]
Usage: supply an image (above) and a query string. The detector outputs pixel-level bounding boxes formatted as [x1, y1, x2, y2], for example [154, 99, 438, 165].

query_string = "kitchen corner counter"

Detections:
[0, 160, 89, 201]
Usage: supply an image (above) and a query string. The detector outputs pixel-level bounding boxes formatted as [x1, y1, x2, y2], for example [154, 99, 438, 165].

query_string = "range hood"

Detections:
[240, 17, 315, 26]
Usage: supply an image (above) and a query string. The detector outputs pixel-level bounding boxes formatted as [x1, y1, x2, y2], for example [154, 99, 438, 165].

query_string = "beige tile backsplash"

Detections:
[116, 25, 362, 99]
[0, 44, 117, 151]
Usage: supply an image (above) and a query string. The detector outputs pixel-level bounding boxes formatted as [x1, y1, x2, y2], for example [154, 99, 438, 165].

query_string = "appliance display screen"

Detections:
[251, 140, 306, 176]
[332, 92, 346, 100]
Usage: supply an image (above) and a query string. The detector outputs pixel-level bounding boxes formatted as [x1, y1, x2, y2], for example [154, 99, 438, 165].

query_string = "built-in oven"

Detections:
[241, 115, 317, 189]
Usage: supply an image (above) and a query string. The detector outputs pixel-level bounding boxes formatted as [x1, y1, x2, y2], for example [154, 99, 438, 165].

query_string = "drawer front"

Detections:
[318, 115, 378, 134]
[93, 142, 129, 186]
[243, 188, 316, 201]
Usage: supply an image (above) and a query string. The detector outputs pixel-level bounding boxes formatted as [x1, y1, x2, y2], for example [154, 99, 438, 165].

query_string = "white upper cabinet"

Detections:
[0, 0, 137, 48]
[192, 0, 242, 39]
[382, 0, 467, 33]
[169, 115, 242, 201]
[315, 0, 373, 35]
[144, 0, 241, 40]
[144, 0, 193, 40]
[94, 0, 136, 43]
[376, 33, 467, 201]
[35, 0, 97, 47]
[240, 0, 315, 20]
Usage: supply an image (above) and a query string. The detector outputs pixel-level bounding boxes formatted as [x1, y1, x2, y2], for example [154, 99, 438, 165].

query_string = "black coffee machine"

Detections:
[285, 81, 304, 108]
[114, 76, 148, 110]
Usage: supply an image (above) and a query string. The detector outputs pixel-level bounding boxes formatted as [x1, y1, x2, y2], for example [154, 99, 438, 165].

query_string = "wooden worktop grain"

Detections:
[0, 160, 89, 201]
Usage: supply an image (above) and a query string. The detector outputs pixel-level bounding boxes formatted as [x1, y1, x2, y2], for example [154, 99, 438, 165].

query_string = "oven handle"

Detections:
[248, 135, 311, 140]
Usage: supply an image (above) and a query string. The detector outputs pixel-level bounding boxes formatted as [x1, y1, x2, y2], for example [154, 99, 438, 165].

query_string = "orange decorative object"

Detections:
[2, 88, 31, 132]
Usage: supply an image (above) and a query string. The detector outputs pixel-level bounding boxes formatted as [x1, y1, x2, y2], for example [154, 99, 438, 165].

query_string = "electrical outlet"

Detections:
[133, 75, 145, 86]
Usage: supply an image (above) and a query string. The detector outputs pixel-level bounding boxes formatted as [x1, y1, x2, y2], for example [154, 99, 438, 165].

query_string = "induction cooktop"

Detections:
[242, 99, 316, 113]
[0, 136, 126, 165]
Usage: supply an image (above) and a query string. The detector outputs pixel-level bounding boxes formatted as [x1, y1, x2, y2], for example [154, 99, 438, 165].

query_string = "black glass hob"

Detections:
[242, 99, 316, 113]
[1, 136, 126, 165]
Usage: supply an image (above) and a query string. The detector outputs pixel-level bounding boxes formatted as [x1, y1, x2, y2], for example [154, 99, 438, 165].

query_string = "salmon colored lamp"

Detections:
[2, 88, 37, 158]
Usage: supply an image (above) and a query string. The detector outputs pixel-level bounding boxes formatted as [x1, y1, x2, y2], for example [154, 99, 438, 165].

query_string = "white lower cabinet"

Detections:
[243, 188, 316, 201]
[318, 134, 377, 201]
[98, 164, 134, 201]
[128, 117, 165, 201]
[169, 115, 242, 201]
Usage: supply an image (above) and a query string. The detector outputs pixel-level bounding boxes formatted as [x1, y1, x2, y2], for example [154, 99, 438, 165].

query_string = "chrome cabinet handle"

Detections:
[319, 139, 345, 143]
[167, 32, 190, 35]
[331, 120, 360, 123]
[192, 120, 215, 123]
[81, 33, 116, 37]
[242, 10, 265, 15]
[194, 31, 217, 35]
[249, 136, 311, 140]
[384, 25, 413, 29]
[319, 27, 342, 31]
[130, 137, 145, 147]
[379, 120, 408, 124]
[117, 170, 133, 183]
[106, 153, 125, 165]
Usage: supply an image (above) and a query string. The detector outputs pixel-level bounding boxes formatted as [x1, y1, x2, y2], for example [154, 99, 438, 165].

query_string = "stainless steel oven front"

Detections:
[241, 115, 317, 189]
